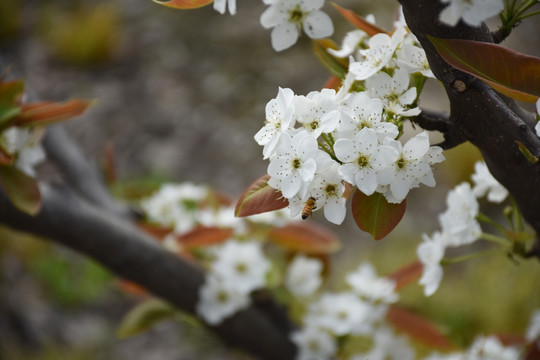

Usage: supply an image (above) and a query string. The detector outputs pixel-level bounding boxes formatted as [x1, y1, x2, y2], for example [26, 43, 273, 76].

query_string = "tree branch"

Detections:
[399, 0, 540, 258]
[0, 185, 296, 359]
[413, 109, 465, 149]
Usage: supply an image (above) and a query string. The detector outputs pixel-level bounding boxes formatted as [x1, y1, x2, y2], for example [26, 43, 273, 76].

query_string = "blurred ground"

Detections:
[1, 0, 539, 359]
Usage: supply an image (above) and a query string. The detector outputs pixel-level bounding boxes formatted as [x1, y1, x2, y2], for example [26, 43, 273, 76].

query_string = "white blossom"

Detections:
[397, 43, 435, 78]
[349, 26, 407, 81]
[290, 326, 337, 360]
[366, 68, 421, 118]
[260, 0, 334, 51]
[294, 89, 340, 138]
[309, 160, 347, 224]
[285, 255, 323, 297]
[338, 92, 399, 141]
[534, 98, 540, 137]
[418, 231, 447, 296]
[378, 132, 444, 203]
[210, 240, 270, 294]
[526, 309, 540, 342]
[468, 335, 521, 360]
[196, 275, 251, 325]
[334, 128, 395, 196]
[439, 0, 504, 27]
[351, 326, 415, 360]
[439, 182, 481, 247]
[328, 29, 369, 58]
[213, 0, 236, 14]
[255, 87, 296, 159]
[140, 183, 209, 232]
[305, 292, 370, 336]
[346, 262, 399, 303]
[471, 161, 508, 203]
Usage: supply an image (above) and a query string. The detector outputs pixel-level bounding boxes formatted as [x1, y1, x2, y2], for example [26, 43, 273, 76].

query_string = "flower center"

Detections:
[357, 155, 369, 168]
[325, 184, 337, 196]
[217, 290, 229, 303]
[288, 6, 305, 25]
[292, 158, 301, 169]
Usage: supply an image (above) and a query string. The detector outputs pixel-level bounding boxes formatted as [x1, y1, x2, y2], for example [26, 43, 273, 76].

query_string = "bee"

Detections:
[301, 197, 317, 220]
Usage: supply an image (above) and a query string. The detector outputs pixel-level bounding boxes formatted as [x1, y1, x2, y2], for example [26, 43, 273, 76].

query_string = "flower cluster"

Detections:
[290, 262, 411, 360]
[438, 0, 504, 27]
[0, 126, 45, 177]
[140, 182, 292, 324]
[417, 161, 508, 296]
[256, 19, 444, 225]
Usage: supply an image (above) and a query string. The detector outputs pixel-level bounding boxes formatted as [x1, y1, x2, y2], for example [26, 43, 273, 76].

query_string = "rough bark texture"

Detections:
[400, 0, 540, 257]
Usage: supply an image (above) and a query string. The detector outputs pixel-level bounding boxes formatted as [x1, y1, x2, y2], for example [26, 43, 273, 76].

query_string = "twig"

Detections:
[412, 109, 466, 149]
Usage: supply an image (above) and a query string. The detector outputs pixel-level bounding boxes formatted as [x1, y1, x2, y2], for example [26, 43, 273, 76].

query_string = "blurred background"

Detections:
[0, 0, 539, 359]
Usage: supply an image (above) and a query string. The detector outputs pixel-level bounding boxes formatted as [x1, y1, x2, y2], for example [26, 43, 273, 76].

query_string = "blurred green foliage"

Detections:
[0, 226, 112, 307]
[0, 0, 21, 43]
[37, 2, 121, 66]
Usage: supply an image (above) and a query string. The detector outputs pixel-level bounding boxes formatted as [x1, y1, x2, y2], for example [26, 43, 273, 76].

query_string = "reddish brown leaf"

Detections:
[494, 333, 528, 347]
[313, 39, 349, 79]
[333, 4, 387, 36]
[428, 36, 540, 103]
[117, 280, 150, 297]
[0, 165, 41, 215]
[138, 223, 173, 240]
[16, 99, 92, 126]
[268, 222, 340, 254]
[386, 305, 456, 351]
[235, 174, 289, 217]
[387, 261, 423, 291]
[0, 146, 13, 166]
[176, 226, 233, 249]
[323, 76, 342, 91]
[351, 190, 406, 240]
[152, 0, 214, 10]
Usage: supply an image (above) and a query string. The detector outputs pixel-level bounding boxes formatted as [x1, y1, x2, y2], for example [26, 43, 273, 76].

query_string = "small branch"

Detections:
[491, 27, 512, 44]
[412, 109, 466, 149]
[43, 125, 136, 219]
[0, 185, 297, 360]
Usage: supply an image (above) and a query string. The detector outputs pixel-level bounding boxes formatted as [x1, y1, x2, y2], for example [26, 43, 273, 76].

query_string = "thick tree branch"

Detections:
[0, 185, 296, 359]
[399, 0, 540, 258]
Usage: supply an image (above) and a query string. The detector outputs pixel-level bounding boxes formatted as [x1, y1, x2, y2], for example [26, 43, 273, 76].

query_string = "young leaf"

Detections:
[313, 39, 349, 79]
[152, 0, 214, 10]
[428, 36, 540, 103]
[333, 4, 387, 36]
[386, 261, 423, 291]
[117, 299, 177, 338]
[0, 165, 41, 215]
[177, 226, 233, 249]
[268, 222, 340, 254]
[234, 174, 288, 217]
[351, 190, 406, 240]
[16, 99, 92, 127]
[0, 79, 24, 105]
[0, 146, 14, 166]
[386, 305, 456, 350]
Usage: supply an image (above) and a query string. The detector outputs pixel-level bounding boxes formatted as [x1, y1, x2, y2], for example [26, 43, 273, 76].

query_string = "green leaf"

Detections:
[313, 39, 349, 79]
[152, 0, 214, 10]
[0, 104, 20, 128]
[351, 190, 406, 240]
[0, 79, 24, 105]
[117, 299, 177, 338]
[234, 174, 288, 217]
[428, 36, 540, 103]
[0, 165, 41, 215]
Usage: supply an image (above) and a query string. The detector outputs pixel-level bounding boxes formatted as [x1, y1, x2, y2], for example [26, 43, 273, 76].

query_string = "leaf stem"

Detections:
[479, 232, 512, 247]
[440, 248, 503, 265]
